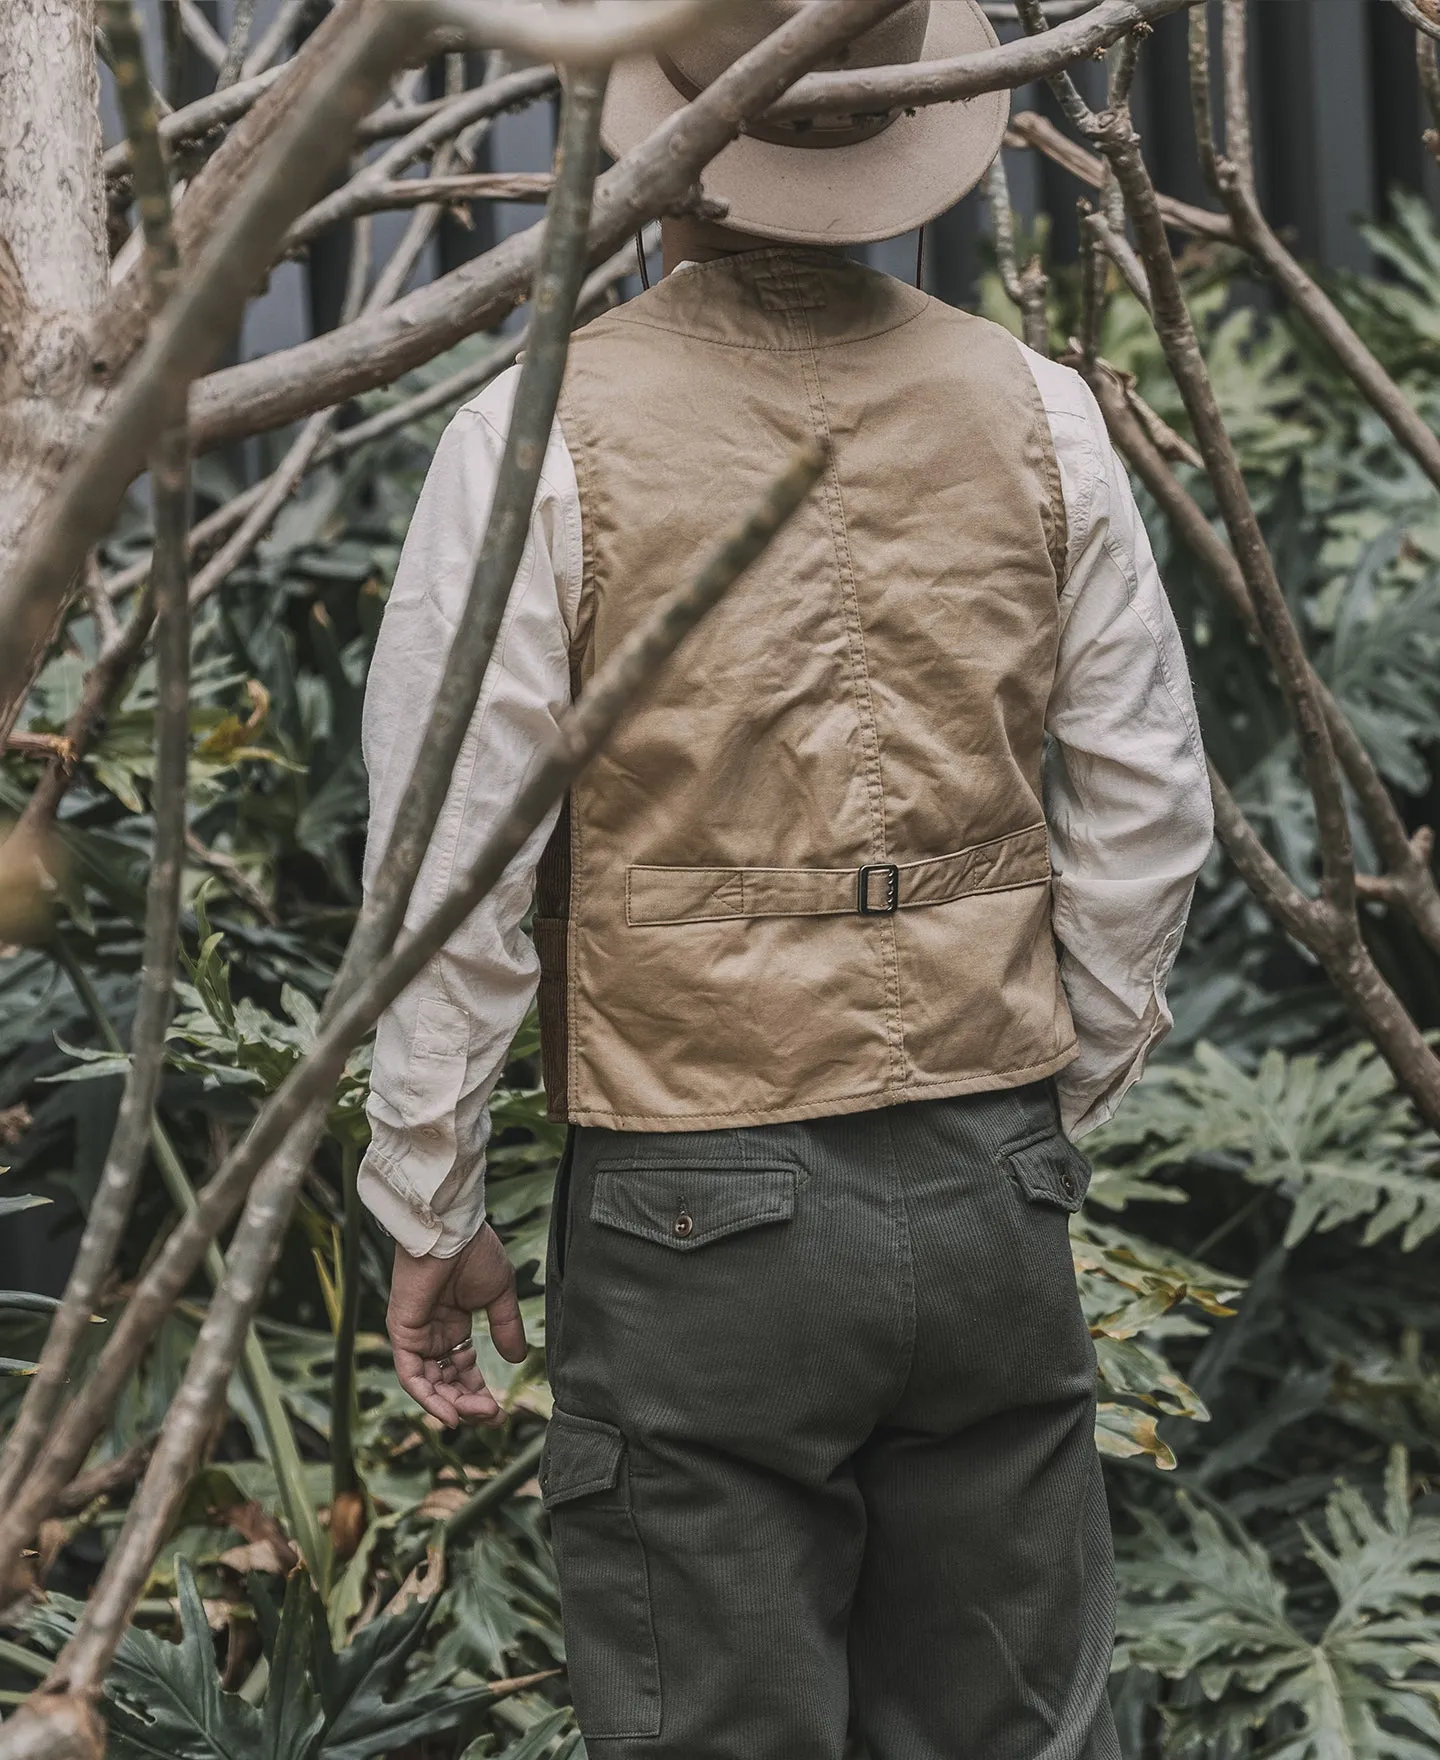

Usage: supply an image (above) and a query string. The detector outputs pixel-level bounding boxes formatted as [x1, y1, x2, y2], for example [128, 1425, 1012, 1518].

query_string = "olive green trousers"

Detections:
[541, 1081, 1120, 1760]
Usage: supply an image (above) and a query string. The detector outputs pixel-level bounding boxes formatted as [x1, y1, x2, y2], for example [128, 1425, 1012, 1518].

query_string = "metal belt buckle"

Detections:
[856, 862, 900, 916]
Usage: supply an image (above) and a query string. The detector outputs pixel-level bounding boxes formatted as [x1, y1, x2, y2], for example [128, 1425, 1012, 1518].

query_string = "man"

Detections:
[360, 3, 1213, 1755]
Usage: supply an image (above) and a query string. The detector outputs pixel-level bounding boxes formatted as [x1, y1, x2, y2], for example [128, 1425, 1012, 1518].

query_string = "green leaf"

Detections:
[1089, 1041, 1440, 1250]
[459, 1707, 574, 1760]
[28, 1566, 265, 1760]
[0, 1194, 50, 1219]
[1117, 1450, 1440, 1759]
[313, 1596, 506, 1760]
[259, 1576, 325, 1760]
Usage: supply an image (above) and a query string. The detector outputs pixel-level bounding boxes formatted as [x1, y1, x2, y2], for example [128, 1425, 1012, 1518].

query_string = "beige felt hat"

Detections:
[602, 0, 1008, 246]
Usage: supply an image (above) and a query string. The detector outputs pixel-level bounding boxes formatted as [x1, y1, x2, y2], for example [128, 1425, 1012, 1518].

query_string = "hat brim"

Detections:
[601, 1, 1007, 246]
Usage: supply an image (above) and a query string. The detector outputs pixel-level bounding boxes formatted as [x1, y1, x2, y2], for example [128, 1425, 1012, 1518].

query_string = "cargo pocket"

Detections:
[541, 1409, 660, 1740]
[1003, 1131, 1092, 1214]
[591, 1161, 797, 1251]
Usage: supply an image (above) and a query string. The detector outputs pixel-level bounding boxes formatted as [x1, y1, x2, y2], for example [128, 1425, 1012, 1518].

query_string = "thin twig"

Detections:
[215, 0, 258, 90]
[105, 237, 645, 608]
[1220, 0, 1253, 184]
[282, 65, 559, 256]
[984, 157, 1050, 356]
[1083, 356, 1440, 955]
[1093, 110, 1354, 916]
[103, 65, 286, 179]
[1076, 203, 1107, 367]
[82, 556, 121, 647]
[984, 0, 1102, 17]
[1107, 28, 1142, 107]
[185, 200, 372, 610]
[1188, 4, 1219, 194]
[1196, 3, 1440, 496]
[0, 56, 611, 1618]
[177, 0, 226, 70]
[1013, 0, 1099, 133]
[1390, 0, 1440, 45]
[190, 0, 912, 450]
[1082, 207, 1151, 310]
[48, 438, 827, 1698]
[0, 0, 192, 1514]
[1093, 109, 1440, 1127]
[242, 0, 320, 78]
[52, 1440, 154, 1520]
[292, 171, 555, 231]
[1004, 110, 1234, 241]
[1421, 32, 1440, 154]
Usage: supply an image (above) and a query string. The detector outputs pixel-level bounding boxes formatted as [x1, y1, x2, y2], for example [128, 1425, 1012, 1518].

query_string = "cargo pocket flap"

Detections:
[540, 1410, 625, 1510]
[591, 1164, 797, 1251]
[1005, 1134, 1090, 1213]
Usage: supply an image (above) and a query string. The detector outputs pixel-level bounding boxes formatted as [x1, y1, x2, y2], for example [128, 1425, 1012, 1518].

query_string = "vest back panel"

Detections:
[540, 248, 1076, 1129]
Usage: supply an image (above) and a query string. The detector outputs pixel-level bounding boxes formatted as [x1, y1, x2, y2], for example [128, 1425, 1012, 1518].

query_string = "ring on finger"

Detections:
[437, 1333, 475, 1371]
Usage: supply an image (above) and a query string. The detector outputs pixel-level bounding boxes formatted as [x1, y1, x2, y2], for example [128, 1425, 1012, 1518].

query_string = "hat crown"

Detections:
[667, 0, 932, 98]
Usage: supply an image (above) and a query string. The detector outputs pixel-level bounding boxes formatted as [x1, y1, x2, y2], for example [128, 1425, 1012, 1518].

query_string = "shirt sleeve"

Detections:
[357, 366, 580, 1256]
[1019, 345, 1214, 1139]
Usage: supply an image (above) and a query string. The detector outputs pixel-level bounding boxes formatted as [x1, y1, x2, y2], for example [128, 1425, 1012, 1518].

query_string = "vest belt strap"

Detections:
[626, 823, 1050, 928]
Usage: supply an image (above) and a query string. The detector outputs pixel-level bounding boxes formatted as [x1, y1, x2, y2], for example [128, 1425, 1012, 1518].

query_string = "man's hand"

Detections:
[387, 1224, 528, 1428]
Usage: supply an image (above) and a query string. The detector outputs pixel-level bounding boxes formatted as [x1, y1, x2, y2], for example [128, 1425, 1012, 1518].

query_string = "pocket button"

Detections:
[673, 1209, 694, 1239]
[1060, 1171, 1077, 1199]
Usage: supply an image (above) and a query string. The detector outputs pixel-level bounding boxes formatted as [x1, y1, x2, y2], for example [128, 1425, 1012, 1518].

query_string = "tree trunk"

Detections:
[0, 0, 106, 741]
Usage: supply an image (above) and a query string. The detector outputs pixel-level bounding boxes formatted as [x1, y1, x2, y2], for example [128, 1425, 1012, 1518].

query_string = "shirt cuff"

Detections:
[357, 1137, 488, 1259]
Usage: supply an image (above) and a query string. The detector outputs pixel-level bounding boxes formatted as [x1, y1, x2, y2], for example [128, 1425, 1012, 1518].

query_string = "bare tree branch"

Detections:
[771, 0, 1201, 123]
[289, 170, 556, 230]
[1390, 0, 1440, 45]
[282, 64, 559, 255]
[1188, 3, 1219, 193]
[177, 0, 227, 71]
[103, 65, 286, 179]
[1420, 30, 1440, 150]
[984, 157, 1050, 356]
[104, 237, 644, 608]
[0, 0, 193, 1523]
[1081, 206, 1152, 312]
[984, 0, 1103, 17]
[1199, 1, 1440, 495]
[242, 0, 322, 78]
[0, 51, 615, 1607]
[187, 0, 935, 451]
[1091, 108, 1440, 1128]
[1083, 356, 1440, 957]
[1005, 110, 1234, 241]
[1093, 109, 1354, 913]
[0, 0, 108, 742]
[1014, 0, 1100, 132]
[216, 0, 259, 90]
[52, 443, 830, 1706]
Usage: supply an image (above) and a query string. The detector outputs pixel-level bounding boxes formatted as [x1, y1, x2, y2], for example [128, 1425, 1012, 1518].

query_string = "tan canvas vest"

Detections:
[537, 247, 1076, 1130]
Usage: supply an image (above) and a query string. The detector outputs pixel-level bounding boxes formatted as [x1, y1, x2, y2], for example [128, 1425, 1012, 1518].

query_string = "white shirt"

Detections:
[358, 302, 1214, 1258]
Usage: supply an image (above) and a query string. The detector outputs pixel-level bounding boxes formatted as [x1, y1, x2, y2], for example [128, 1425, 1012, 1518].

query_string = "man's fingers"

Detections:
[485, 1280, 528, 1365]
[399, 1368, 461, 1428]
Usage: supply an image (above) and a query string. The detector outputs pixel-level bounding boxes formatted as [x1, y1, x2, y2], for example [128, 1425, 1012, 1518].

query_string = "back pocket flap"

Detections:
[1005, 1134, 1090, 1213]
[540, 1410, 625, 1510]
[591, 1164, 797, 1252]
